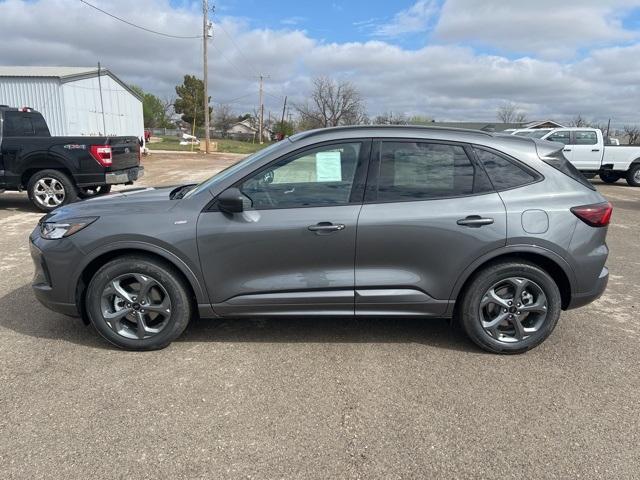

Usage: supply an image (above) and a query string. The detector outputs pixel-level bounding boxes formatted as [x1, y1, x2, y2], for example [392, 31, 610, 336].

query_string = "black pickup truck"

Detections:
[0, 106, 144, 211]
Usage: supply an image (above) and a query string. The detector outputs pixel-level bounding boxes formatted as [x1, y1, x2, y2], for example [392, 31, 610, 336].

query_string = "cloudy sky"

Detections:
[1, 0, 640, 125]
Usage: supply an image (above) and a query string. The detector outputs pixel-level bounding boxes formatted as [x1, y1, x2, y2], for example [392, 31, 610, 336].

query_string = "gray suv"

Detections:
[30, 126, 611, 353]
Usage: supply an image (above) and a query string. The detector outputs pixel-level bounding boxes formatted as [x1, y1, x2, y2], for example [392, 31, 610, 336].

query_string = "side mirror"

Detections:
[217, 187, 244, 214]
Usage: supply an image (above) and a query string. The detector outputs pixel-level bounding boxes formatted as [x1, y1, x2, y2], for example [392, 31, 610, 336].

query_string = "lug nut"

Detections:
[132, 296, 137, 301]
[141, 309, 145, 313]
[508, 301, 513, 306]
[503, 308, 508, 312]
[517, 311, 521, 315]
[126, 303, 131, 308]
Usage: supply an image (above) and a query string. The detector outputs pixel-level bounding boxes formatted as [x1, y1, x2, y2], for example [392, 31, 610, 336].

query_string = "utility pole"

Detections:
[203, 0, 212, 153]
[257, 74, 270, 144]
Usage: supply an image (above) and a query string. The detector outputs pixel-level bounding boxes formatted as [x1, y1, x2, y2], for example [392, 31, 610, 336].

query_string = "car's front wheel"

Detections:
[85, 255, 192, 350]
[459, 261, 561, 354]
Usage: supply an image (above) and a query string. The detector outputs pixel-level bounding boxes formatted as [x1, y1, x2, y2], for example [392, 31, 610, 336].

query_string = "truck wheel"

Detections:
[78, 185, 112, 199]
[27, 169, 78, 212]
[626, 164, 640, 187]
[599, 171, 620, 184]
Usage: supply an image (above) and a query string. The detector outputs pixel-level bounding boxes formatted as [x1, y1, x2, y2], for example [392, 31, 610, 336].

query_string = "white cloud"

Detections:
[434, 0, 640, 59]
[373, 0, 440, 37]
[0, 0, 639, 126]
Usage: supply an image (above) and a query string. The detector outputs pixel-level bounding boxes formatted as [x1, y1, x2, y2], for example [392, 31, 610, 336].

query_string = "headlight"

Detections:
[40, 217, 98, 239]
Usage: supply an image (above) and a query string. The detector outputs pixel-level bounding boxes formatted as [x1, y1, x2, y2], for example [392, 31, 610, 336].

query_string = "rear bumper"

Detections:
[567, 266, 609, 310]
[105, 165, 144, 184]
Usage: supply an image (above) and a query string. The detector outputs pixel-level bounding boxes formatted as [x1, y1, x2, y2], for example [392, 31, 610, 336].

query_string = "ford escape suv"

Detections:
[30, 126, 611, 353]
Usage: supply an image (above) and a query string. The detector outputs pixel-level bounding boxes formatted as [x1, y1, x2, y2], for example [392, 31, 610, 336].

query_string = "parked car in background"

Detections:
[512, 127, 640, 186]
[0, 106, 144, 211]
[31, 126, 610, 354]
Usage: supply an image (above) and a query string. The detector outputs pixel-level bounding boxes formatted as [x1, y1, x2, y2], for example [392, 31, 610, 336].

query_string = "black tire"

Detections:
[599, 171, 620, 184]
[625, 163, 640, 187]
[458, 261, 562, 354]
[27, 169, 78, 212]
[85, 255, 192, 350]
[78, 184, 112, 199]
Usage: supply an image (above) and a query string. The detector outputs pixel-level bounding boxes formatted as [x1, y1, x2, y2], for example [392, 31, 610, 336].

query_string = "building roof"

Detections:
[0, 66, 142, 101]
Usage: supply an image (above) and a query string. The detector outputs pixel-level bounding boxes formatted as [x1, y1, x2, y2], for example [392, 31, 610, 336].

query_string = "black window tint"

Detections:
[546, 130, 571, 145]
[239, 142, 361, 209]
[574, 130, 598, 145]
[377, 142, 477, 201]
[474, 148, 537, 190]
[3, 112, 38, 136]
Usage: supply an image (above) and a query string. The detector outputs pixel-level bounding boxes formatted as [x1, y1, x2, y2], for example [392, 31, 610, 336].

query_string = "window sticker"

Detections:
[315, 151, 342, 182]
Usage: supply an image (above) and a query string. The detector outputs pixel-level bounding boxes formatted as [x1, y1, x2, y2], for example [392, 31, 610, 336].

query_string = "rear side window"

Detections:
[574, 131, 598, 145]
[2, 112, 46, 136]
[546, 130, 571, 145]
[541, 150, 596, 191]
[474, 148, 538, 191]
[376, 142, 491, 201]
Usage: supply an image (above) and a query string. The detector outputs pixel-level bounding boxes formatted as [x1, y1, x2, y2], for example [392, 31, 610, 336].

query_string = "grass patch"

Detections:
[148, 136, 273, 154]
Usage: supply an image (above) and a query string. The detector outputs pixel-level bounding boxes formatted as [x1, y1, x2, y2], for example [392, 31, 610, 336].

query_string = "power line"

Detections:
[215, 22, 259, 76]
[78, 0, 201, 39]
[211, 43, 253, 79]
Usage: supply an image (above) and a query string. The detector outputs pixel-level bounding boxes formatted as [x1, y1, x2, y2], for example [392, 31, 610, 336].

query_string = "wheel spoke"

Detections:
[510, 316, 526, 340]
[512, 278, 530, 303]
[520, 300, 547, 314]
[134, 274, 157, 303]
[136, 312, 148, 339]
[481, 288, 510, 309]
[145, 297, 171, 315]
[482, 311, 509, 330]
[111, 279, 134, 303]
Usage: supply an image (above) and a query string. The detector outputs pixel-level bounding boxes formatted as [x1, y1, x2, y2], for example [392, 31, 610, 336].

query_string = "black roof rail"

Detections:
[289, 124, 494, 142]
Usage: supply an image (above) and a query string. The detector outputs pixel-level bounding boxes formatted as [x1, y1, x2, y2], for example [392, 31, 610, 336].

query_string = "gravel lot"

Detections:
[0, 152, 638, 479]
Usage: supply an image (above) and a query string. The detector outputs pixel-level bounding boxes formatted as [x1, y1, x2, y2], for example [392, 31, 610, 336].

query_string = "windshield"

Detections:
[184, 141, 285, 198]
[514, 129, 552, 139]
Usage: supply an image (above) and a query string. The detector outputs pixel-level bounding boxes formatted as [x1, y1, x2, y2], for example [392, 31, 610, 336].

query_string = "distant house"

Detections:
[227, 118, 272, 141]
[428, 120, 565, 133]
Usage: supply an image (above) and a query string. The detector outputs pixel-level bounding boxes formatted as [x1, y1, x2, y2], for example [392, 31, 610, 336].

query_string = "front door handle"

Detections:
[457, 216, 494, 227]
[308, 222, 345, 233]
[591, 149, 600, 152]
[563, 148, 572, 152]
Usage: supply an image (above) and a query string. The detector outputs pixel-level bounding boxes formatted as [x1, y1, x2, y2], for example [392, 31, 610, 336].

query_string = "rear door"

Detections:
[355, 139, 506, 316]
[197, 140, 370, 316]
[569, 130, 602, 170]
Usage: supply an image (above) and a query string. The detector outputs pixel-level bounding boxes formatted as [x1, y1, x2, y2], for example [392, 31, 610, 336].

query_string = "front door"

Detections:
[197, 140, 370, 317]
[355, 140, 507, 316]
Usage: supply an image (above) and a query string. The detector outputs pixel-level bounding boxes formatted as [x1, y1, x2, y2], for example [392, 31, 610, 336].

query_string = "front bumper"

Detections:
[105, 165, 144, 185]
[30, 234, 81, 317]
[567, 266, 609, 310]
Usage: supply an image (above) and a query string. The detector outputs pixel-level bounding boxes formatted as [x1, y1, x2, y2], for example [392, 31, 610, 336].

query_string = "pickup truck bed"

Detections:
[0, 106, 143, 211]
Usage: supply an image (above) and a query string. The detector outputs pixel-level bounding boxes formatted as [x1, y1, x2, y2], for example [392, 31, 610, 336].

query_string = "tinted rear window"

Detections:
[541, 150, 596, 191]
[474, 148, 538, 190]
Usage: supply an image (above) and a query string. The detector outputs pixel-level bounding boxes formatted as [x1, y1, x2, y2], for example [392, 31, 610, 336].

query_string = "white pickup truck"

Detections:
[512, 127, 640, 186]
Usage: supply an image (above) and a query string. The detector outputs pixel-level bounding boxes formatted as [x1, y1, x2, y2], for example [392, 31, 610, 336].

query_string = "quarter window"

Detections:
[239, 142, 361, 209]
[376, 142, 487, 201]
[474, 148, 537, 190]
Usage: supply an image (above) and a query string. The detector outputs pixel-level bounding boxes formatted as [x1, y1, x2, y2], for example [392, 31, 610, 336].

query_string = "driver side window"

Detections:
[239, 142, 361, 210]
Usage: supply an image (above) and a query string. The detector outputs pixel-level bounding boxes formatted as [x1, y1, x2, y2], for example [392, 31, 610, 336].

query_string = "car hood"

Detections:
[44, 186, 178, 221]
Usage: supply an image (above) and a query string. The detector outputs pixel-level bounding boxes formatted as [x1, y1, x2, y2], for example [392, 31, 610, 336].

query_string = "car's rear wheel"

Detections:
[626, 163, 640, 187]
[599, 171, 620, 184]
[459, 261, 561, 354]
[27, 169, 77, 212]
[85, 255, 192, 350]
[78, 185, 112, 199]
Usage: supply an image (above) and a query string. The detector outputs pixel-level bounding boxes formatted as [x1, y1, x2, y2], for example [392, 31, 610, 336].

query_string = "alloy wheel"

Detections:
[34, 177, 65, 208]
[479, 277, 548, 343]
[100, 273, 172, 340]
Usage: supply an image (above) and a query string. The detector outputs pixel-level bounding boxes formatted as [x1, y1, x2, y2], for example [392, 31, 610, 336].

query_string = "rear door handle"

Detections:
[308, 222, 345, 233]
[457, 216, 494, 227]
[592, 149, 600, 152]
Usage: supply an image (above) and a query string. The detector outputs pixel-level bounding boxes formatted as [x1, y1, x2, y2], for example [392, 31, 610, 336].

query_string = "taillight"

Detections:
[89, 145, 113, 167]
[571, 202, 613, 227]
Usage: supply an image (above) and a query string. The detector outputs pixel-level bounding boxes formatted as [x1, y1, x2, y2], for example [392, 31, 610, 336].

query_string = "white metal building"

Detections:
[0, 66, 143, 138]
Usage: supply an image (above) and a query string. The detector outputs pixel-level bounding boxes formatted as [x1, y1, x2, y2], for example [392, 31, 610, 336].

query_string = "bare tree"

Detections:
[569, 114, 588, 127]
[623, 125, 640, 145]
[373, 112, 409, 125]
[497, 102, 527, 123]
[296, 77, 366, 128]
[213, 103, 236, 135]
